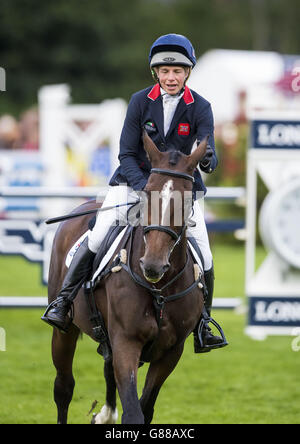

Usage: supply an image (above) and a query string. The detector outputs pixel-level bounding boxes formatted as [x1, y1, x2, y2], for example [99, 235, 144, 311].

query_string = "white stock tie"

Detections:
[161, 88, 183, 136]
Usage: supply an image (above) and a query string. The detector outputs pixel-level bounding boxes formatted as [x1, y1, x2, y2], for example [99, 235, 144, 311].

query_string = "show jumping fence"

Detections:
[0, 185, 245, 310]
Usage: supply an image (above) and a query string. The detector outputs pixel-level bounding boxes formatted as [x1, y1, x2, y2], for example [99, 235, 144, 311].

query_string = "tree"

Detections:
[0, 0, 299, 115]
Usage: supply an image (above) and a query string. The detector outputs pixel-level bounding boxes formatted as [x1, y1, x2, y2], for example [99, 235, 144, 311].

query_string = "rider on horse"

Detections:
[42, 33, 227, 353]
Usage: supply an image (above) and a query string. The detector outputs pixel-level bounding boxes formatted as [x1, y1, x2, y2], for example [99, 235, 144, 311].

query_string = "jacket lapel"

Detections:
[149, 96, 165, 141]
[147, 85, 165, 141]
[147, 85, 194, 142]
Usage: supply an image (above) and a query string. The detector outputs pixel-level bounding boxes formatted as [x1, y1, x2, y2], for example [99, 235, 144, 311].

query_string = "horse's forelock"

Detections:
[168, 150, 182, 166]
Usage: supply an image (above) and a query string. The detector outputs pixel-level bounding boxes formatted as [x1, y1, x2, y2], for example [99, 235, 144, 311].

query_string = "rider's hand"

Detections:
[199, 145, 214, 174]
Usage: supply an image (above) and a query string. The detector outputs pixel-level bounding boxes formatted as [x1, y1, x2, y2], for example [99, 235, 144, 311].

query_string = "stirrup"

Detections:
[41, 300, 74, 333]
[197, 310, 228, 352]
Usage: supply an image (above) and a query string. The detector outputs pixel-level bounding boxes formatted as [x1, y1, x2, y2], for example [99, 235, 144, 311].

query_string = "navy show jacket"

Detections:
[109, 83, 218, 195]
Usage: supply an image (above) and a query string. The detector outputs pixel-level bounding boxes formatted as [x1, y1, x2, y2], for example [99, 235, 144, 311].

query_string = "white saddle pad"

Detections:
[65, 229, 203, 283]
[65, 231, 90, 268]
[65, 227, 128, 281]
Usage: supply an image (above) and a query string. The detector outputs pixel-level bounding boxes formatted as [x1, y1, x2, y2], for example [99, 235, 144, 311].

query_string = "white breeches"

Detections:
[88, 185, 138, 253]
[187, 199, 213, 271]
[88, 185, 213, 271]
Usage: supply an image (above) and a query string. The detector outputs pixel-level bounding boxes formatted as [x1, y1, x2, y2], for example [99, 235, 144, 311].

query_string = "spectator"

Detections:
[19, 107, 39, 150]
[0, 114, 20, 149]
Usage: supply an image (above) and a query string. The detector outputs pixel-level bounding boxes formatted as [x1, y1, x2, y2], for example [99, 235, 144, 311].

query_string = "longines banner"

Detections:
[251, 120, 300, 149]
[249, 296, 300, 327]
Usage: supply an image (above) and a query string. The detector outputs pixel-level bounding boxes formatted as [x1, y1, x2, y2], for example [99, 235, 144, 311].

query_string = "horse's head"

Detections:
[139, 131, 208, 283]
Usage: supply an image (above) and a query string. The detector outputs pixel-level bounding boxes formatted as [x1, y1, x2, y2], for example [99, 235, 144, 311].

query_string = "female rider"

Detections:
[42, 34, 227, 353]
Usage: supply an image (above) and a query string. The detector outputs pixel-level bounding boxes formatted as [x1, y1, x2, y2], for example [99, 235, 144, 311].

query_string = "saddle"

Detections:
[92, 224, 130, 275]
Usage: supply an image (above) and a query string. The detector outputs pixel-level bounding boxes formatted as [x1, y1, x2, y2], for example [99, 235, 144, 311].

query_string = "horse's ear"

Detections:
[143, 129, 163, 166]
[187, 135, 209, 170]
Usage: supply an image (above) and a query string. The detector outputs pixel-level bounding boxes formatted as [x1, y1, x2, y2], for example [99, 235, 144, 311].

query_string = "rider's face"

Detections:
[156, 66, 188, 95]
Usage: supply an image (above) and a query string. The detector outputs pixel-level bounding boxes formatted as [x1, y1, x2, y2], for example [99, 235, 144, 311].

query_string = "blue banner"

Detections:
[249, 296, 300, 327]
[251, 120, 300, 149]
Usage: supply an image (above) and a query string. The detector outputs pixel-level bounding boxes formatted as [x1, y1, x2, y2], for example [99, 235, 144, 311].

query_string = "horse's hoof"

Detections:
[92, 405, 118, 424]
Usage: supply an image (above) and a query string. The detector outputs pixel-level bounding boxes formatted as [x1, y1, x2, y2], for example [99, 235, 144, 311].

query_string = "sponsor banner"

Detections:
[249, 296, 300, 327]
[251, 120, 300, 149]
[0, 219, 55, 285]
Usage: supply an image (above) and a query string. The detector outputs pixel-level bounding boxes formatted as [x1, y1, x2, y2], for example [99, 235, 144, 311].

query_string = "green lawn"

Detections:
[0, 256, 47, 297]
[0, 244, 299, 424]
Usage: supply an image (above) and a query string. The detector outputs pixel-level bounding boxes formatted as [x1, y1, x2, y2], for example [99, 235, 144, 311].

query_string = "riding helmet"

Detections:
[149, 34, 197, 69]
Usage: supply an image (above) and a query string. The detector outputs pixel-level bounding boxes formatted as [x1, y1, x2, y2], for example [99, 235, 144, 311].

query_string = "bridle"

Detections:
[150, 168, 195, 183]
[143, 167, 194, 245]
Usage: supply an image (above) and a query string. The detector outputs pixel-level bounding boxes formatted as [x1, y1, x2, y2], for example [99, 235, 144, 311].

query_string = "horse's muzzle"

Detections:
[139, 258, 170, 283]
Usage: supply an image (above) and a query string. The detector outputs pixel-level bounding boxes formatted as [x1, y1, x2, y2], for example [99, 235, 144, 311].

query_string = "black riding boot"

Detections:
[193, 267, 228, 353]
[41, 237, 95, 332]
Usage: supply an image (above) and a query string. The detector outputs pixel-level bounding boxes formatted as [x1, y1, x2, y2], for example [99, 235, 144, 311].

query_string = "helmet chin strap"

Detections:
[151, 68, 159, 83]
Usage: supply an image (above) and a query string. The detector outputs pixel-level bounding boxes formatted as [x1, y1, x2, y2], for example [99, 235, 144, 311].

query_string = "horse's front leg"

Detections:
[140, 342, 184, 424]
[112, 337, 144, 424]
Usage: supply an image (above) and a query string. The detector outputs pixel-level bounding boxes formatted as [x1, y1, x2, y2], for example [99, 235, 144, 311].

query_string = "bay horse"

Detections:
[47, 132, 208, 424]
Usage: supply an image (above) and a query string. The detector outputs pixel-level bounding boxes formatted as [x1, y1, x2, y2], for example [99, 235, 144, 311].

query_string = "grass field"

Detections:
[0, 243, 299, 424]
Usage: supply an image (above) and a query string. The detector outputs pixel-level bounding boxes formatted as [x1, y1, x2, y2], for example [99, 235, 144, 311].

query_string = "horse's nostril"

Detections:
[163, 263, 170, 273]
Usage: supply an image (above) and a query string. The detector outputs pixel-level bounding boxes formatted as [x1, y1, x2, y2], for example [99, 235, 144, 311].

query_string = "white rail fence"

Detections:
[0, 185, 245, 200]
[0, 297, 242, 310]
[0, 185, 245, 310]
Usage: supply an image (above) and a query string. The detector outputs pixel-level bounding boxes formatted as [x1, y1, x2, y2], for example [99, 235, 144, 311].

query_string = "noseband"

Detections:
[143, 168, 194, 243]
[150, 168, 195, 183]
